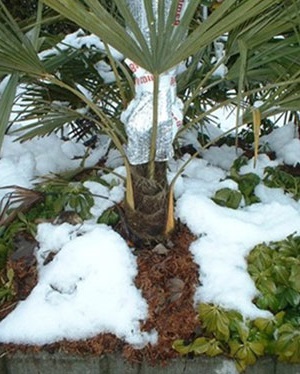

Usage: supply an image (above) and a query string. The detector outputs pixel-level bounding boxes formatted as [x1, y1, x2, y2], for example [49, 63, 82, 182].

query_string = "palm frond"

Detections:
[0, 186, 44, 227]
[0, 1, 45, 76]
[44, 0, 286, 74]
[43, 0, 150, 70]
[0, 74, 18, 149]
[167, 0, 277, 71]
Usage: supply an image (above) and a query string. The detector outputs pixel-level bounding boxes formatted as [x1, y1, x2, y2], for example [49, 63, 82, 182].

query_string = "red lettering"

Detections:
[128, 62, 139, 73]
[135, 75, 154, 85]
[172, 113, 182, 127]
[173, 0, 185, 26]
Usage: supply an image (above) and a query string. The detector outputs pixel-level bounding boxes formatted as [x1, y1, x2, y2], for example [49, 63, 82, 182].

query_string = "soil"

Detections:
[0, 222, 199, 366]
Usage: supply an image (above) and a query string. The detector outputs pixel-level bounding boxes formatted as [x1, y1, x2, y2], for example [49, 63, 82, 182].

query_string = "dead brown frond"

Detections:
[0, 186, 44, 227]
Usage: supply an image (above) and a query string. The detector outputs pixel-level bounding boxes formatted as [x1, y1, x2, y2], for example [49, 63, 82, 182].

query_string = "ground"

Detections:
[0, 222, 199, 365]
[0, 122, 299, 369]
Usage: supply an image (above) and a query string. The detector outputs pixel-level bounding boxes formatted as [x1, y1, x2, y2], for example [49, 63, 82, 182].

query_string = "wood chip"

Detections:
[152, 243, 169, 255]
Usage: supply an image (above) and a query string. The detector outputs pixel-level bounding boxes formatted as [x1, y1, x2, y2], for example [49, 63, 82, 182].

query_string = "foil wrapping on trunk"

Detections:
[122, 0, 189, 165]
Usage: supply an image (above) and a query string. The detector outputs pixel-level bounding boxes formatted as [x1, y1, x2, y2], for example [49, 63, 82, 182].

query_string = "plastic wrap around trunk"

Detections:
[121, 0, 188, 165]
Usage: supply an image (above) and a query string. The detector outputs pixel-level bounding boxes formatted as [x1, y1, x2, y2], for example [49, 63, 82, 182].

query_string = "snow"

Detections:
[39, 29, 123, 62]
[0, 224, 157, 346]
[0, 111, 299, 346]
[173, 123, 300, 319]
[176, 191, 300, 319]
[260, 122, 299, 166]
[239, 153, 279, 178]
[83, 176, 125, 220]
[202, 144, 243, 170]
[0, 133, 110, 202]
[38, 29, 122, 84]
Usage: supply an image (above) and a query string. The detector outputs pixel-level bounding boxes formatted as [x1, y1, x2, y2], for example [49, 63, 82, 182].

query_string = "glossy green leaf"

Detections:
[229, 340, 243, 357]
[253, 318, 275, 336]
[256, 293, 280, 312]
[248, 246, 273, 273]
[205, 339, 223, 357]
[248, 341, 265, 357]
[237, 173, 261, 205]
[97, 207, 120, 227]
[172, 339, 192, 355]
[263, 167, 300, 201]
[229, 341, 258, 367]
[276, 324, 300, 363]
[289, 265, 300, 292]
[279, 236, 300, 258]
[190, 337, 210, 355]
[274, 311, 286, 325]
[259, 278, 277, 294]
[235, 321, 249, 343]
[199, 303, 230, 341]
[284, 288, 300, 307]
[212, 188, 242, 209]
[272, 264, 290, 286]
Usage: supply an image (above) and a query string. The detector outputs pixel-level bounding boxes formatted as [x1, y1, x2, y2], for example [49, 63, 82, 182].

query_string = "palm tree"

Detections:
[1, 0, 300, 245]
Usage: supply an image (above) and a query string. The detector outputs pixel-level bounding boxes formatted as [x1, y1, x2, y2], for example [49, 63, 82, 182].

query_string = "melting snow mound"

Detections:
[0, 223, 157, 347]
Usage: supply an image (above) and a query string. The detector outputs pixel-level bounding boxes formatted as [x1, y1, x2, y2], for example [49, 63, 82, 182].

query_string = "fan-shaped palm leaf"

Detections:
[43, 0, 281, 74]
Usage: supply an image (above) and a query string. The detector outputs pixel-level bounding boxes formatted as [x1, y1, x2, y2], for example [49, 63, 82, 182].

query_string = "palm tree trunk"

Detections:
[124, 161, 170, 246]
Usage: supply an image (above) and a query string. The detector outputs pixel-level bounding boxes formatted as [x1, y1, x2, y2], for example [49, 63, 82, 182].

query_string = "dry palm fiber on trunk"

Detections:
[125, 162, 169, 245]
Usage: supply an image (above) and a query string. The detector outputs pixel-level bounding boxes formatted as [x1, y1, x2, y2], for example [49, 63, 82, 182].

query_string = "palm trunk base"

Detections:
[124, 162, 169, 247]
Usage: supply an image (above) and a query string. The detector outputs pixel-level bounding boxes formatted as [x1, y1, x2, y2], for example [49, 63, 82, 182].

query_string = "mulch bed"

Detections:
[0, 223, 200, 366]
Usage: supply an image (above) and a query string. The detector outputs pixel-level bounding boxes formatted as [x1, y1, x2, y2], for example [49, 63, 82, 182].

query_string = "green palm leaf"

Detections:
[43, 0, 284, 74]
[0, 1, 45, 76]
[0, 74, 18, 149]
[42, 0, 149, 69]
[1, 0, 300, 153]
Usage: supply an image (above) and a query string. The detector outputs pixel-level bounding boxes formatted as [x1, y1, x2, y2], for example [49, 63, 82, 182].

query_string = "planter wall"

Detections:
[1, 352, 300, 374]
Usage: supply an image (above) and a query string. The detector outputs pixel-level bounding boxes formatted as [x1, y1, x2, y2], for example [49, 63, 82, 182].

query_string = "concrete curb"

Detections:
[1, 352, 300, 374]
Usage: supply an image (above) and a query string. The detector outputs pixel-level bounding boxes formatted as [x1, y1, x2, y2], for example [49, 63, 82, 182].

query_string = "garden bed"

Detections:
[0, 125, 300, 373]
[1, 223, 300, 374]
[0, 225, 200, 363]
